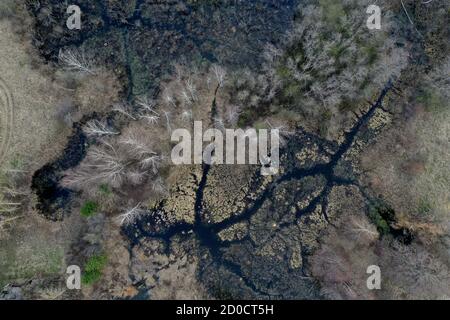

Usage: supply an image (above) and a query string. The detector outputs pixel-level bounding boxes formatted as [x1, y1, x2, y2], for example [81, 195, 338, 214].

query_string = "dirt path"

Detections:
[0, 77, 14, 166]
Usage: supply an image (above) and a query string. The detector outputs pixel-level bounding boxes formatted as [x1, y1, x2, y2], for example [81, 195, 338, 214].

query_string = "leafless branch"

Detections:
[84, 120, 119, 136]
[113, 104, 137, 120]
[116, 203, 145, 226]
[58, 48, 96, 75]
[212, 65, 226, 87]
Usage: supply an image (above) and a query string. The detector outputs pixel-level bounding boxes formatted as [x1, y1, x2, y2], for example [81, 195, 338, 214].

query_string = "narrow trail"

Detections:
[0, 77, 14, 167]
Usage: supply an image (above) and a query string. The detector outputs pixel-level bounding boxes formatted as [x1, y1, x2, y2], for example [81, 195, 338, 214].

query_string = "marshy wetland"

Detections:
[0, 0, 449, 300]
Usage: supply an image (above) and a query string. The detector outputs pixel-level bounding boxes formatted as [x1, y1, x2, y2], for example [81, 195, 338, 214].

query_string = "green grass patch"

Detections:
[0, 244, 64, 287]
[82, 254, 107, 285]
[98, 184, 112, 196]
[417, 198, 433, 216]
[80, 201, 99, 217]
[368, 205, 392, 236]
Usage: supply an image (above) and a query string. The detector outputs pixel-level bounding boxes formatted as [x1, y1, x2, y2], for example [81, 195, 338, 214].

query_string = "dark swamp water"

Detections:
[123, 80, 409, 299]
[28, 0, 300, 96]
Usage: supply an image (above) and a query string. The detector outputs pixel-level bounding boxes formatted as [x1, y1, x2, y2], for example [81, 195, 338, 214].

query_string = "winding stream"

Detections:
[124, 79, 398, 298]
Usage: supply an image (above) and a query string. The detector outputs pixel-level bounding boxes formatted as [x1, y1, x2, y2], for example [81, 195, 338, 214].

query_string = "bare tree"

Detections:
[127, 170, 147, 185]
[58, 48, 95, 75]
[162, 110, 172, 133]
[137, 97, 158, 113]
[136, 97, 162, 125]
[0, 165, 27, 236]
[140, 154, 163, 174]
[64, 125, 167, 191]
[163, 90, 177, 108]
[116, 203, 145, 226]
[206, 75, 212, 90]
[113, 103, 137, 120]
[181, 109, 192, 122]
[180, 89, 193, 106]
[212, 65, 226, 88]
[84, 120, 119, 137]
[185, 78, 197, 102]
[348, 215, 379, 243]
[62, 140, 126, 188]
[120, 134, 154, 159]
[140, 114, 160, 125]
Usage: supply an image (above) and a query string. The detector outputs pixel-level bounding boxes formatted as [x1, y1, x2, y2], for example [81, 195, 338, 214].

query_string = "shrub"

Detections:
[368, 205, 391, 236]
[417, 87, 445, 113]
[82, 254, 107, 285]
[98, 184, 111, 196]
[417, 198, 433, 216]
[80, 201, 98, 217]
